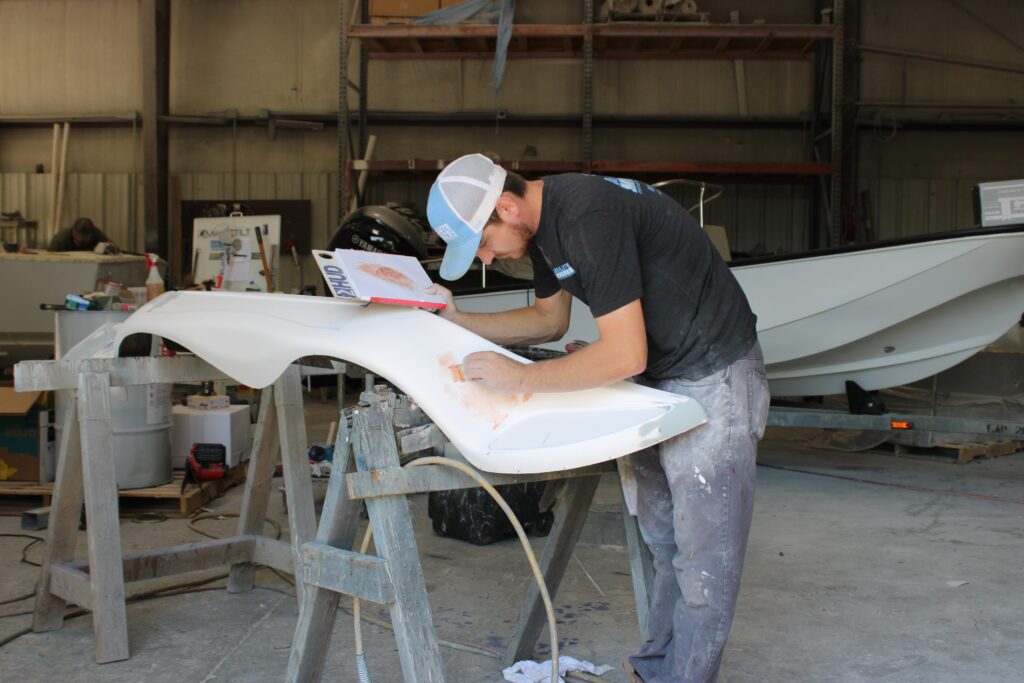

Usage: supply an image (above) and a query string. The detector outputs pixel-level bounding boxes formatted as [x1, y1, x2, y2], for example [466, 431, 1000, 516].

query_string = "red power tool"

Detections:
[181, 443, 227, 493]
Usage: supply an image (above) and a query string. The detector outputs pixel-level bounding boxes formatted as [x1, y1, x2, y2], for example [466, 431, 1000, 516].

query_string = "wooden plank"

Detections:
[63, 537, 258, 583]
[253, 537, 295, 573]
[15, 356, 230, 392]
[77, 372, 130, 664]
[942, 441, 1021, 464]
[33, 403, 85, 632]
[287, 417, 363, 682]
[503, 475, 601, 667]
[123, 537, 255, 581]
[299, 543, 394, 605]
[397, 423, 446, 455]
[621, 489, 655, 635]
[275, 366, 318, 605]
[353, 403, 444, 682]
[347, 461, 613, 499]
[0, 468, 241, 516]
[229, 388, 280, 593]
[49, 564, 91, 608]
[1, 465, 247, 518]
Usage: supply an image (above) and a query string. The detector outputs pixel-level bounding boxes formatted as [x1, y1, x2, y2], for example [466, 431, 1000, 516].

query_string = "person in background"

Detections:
[47, 217, 116, 252]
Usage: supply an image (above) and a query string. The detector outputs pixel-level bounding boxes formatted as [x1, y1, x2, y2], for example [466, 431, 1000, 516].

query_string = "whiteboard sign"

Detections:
[192, 215, 281, 291]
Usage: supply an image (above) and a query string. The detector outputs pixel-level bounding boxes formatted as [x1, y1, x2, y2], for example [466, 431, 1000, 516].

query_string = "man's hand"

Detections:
[462, 351, 527, 394]
[425, 283, 460, 320]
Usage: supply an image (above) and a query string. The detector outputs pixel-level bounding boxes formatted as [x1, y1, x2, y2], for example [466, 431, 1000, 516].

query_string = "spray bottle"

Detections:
[145, 253, 165, 302]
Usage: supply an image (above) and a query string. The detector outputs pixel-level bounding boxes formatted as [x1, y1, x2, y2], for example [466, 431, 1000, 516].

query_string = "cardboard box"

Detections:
[0, 388, 51, 483]
[187, 394, 230, 410]
[370, 0, 439, 17]
[171, 404, 252, 469]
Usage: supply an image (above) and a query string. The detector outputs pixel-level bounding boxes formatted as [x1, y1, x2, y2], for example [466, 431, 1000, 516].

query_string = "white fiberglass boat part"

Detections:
[734, 228, 1024, 396]
[114, 291, 707, 475]
[454, 227, 1024, 397]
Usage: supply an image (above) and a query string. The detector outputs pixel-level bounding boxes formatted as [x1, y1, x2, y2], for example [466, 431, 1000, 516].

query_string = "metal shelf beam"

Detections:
[353, 159, 834, 176]
[349, 22, 834, 61]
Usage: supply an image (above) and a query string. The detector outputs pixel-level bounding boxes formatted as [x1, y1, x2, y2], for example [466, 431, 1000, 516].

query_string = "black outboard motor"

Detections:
[327, 204, 431, 260]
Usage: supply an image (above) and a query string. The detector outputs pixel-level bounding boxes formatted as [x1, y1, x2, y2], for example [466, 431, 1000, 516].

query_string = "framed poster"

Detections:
[192, 214, 280, 291]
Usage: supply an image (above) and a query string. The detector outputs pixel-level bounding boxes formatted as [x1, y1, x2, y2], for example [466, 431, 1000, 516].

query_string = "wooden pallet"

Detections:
[0, 462, 248, 517]
[895, 440, 1023, 465]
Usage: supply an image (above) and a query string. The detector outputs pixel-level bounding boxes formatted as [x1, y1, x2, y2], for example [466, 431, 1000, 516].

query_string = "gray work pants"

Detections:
[628, 342, 770, 683]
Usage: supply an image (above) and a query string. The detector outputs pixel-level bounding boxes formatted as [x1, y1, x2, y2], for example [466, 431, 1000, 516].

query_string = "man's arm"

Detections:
[462, 299, 647, 393]
[428, 284, 571, 346]
[47, 229, 73, 252]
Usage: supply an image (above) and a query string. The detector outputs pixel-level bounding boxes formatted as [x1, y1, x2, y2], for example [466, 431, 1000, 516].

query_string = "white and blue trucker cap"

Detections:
[427, 154, 508, 280]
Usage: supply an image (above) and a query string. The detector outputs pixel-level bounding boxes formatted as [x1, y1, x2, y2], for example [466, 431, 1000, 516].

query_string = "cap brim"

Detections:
[440, 233, 482, 281]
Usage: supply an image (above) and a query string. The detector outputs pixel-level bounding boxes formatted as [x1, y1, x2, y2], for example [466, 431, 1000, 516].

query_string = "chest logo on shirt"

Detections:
[553, 262, 577, 280]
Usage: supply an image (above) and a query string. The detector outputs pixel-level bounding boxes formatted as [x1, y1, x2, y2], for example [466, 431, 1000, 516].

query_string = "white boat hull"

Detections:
[454, 228, 1024, 397]
[735, 230, 1024, 395]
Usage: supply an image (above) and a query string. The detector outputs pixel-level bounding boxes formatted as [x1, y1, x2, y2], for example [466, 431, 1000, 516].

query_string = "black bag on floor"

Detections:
[427, 482, 554, 545]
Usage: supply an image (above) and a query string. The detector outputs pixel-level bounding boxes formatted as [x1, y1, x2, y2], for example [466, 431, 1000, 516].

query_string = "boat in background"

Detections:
[453, 225, 1024, 397]
[734, 225, 1024, 396]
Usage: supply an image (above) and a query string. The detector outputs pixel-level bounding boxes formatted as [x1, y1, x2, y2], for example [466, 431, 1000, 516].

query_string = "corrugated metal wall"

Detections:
[861, 177, 982, 240]
[3, 0, 1021, 263]
[175, 172, 339, 252]
[0, 172, 142, 251]
[364, 176, 813, 257]
[1, 170, 988, 259]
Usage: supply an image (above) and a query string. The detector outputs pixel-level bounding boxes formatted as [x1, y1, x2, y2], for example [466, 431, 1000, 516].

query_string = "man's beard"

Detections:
[510, 222, 532, 257]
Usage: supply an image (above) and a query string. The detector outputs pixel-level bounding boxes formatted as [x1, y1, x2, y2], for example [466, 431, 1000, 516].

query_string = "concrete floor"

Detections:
[1, 411, 1023, 682]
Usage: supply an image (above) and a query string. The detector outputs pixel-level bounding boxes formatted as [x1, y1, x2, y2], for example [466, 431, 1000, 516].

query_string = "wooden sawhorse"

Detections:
[15, 357, 322, 664]
[285, 388, 656, 682]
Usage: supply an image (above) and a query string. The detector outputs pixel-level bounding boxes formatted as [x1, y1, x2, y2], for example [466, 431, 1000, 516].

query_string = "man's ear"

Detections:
[495, 193, 519, 222]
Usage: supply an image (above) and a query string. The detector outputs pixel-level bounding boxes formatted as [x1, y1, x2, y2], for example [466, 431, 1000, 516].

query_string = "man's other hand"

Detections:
[425, 283, 459, 319]
[462, 351, 527, 394]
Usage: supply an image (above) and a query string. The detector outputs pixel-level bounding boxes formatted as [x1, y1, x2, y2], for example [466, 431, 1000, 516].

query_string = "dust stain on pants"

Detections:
[627, 341, 769, 683]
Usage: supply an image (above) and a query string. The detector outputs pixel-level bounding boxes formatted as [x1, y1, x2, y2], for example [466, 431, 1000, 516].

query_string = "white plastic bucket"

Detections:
[51, 314, 173, 489]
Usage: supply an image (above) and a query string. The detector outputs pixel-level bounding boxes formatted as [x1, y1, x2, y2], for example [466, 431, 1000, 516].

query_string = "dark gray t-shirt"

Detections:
[529, 173, 757, 381]
[48, 226, 111, 252]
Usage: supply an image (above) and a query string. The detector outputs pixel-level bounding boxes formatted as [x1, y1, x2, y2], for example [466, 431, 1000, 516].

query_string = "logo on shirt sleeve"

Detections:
[602, 176, 661, 195]
[553, 262, 576, 280]
[603, 177, 643, 194]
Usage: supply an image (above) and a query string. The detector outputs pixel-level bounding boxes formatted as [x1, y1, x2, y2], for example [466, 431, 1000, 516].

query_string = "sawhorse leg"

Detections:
[37, 372, 131, 663]
[354, 403, 444, 681]
[78, 372, 130, 662]
[285, 420, 361, 682]
[228, 386, 280, 593]
[503, 474, 602, 667]
[33, 392, 84, 632]
[621, 483, 656, 635]
[286, 400, 443, 682]
[274, 366, 319, 604]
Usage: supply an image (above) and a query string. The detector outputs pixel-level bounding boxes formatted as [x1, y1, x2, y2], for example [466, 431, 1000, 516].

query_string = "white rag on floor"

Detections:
[502, 656, 613, 683]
